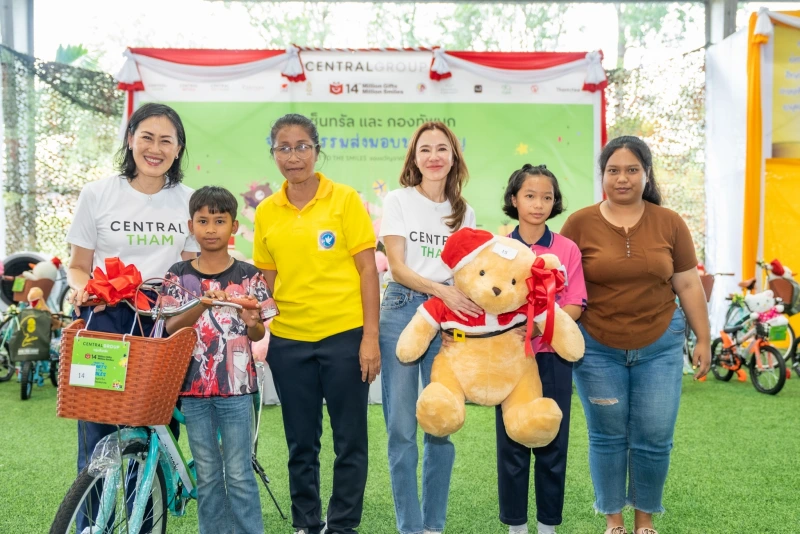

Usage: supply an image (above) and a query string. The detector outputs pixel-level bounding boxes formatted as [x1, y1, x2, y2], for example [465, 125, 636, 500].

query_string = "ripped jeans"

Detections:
[573, 308, 685, 515]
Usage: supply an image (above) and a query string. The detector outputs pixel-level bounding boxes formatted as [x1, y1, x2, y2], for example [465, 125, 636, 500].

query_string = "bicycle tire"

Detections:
[50, 441, 168, 534]
[50, 361, 58, 387]
[710, 338, 734, 382]
[20, 361, 33, 400]
[0, 316, 15, 382]
[749, 345, 786, 395]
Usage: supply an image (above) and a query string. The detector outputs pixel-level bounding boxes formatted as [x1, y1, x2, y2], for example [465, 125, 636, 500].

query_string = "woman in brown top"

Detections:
[560, 136, 710, 534]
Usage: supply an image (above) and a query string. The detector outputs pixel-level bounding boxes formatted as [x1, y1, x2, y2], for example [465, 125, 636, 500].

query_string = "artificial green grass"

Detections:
[1, 374, 798, 533]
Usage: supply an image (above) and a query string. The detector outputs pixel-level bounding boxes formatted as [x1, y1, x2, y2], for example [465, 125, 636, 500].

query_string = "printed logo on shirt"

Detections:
[110, 220, 187, 246]
[409, 231, 448, 259]
[319, 231, 336, 250]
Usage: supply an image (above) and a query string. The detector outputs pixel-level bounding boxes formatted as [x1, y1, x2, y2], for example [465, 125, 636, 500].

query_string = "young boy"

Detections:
[163, 186, 268, 534]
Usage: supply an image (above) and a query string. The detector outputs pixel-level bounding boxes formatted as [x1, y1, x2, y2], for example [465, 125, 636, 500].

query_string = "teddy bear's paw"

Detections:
[503, 397, 563, 448]
[416, 383, 465, 437]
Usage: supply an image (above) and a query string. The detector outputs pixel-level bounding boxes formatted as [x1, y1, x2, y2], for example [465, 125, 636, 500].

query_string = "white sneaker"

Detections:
[509, 523, 529, 534]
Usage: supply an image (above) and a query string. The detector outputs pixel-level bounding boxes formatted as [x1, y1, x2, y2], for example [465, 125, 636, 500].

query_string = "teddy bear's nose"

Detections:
[492, 287, 502, 296]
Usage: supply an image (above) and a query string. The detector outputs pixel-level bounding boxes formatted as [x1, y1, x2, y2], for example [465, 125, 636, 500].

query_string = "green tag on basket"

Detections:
[69, 336, 130, 391]
[12, 277, 25, 292]
[769, 325, 788, 342]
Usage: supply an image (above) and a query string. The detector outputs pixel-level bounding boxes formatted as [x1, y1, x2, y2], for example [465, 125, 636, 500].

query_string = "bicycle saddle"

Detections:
[738, 278, 756, 290]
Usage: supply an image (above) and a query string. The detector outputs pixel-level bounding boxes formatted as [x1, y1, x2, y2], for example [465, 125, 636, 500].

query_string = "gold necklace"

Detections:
[129, 176, 166, 200]
[196, 255, 233, 272]
[416, 184, 445, 203]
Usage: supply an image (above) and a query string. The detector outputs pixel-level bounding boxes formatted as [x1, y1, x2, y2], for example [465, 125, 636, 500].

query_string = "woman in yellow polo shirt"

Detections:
[253, 113, 380, 534]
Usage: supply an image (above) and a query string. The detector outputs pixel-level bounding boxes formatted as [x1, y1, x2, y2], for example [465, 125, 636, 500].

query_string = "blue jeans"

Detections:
[379, 282, 455, 534]
[182, 395, 264, 534]
[573, 308, 685, 515]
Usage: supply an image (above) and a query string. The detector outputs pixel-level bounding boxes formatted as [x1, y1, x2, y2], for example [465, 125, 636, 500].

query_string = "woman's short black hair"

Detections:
[502, 164, 565, 221]
[599, 135, 662, 206]
[189, 186, 238, 220]
[116, 103, 187, 187]
[269, 113, 321, 156]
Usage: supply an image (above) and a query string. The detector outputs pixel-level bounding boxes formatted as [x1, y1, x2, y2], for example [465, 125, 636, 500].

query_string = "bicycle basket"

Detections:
[56, 319, 197, 426]
[9, 308, 52, 361]
[699, 274, 715, 303]
[12, 278, 54, 304]
[769, 277, 800, 316]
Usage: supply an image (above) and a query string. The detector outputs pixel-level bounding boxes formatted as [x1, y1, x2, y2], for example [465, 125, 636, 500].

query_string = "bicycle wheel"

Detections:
[0, 317, 14, 381]
[20, 361, 34, 400]
[50, 361, 58, 387]
[792, 337, 800, 378]
[749, 345, 786, 395]
[50, 441, 168, 534]
[710, 338, 734, 382]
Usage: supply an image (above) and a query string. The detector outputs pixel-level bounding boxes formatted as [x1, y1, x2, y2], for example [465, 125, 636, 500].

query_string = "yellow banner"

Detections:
[772, 23, 800, 157]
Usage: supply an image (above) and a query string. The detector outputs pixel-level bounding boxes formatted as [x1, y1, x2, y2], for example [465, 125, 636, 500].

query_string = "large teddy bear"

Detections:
[396, 228, 585, 448]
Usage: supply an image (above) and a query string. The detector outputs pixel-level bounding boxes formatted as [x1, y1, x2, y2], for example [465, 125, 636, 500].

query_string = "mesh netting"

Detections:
[1, 45, 123, 257]
[606, 49, 706, 262]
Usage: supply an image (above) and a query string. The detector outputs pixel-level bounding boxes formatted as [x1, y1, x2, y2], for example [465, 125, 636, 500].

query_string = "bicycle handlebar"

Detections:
[82, 295, 258, 317]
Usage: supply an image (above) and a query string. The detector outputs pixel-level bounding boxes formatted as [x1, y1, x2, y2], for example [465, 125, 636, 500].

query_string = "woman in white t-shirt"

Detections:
[65, 102, 199, 532]
[379, 121, 478, 534]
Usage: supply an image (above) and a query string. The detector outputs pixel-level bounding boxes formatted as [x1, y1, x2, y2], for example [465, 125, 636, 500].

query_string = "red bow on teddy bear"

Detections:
[524, 257, 565, 357]
[84, 258, 151, 310]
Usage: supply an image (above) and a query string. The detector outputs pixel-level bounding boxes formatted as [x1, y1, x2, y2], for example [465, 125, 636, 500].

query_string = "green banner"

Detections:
[171, 101, 596, 259]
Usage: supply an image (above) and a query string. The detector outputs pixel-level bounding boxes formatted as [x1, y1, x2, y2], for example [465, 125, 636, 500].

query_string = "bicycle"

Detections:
[710, 311, 787, 395]
[681, 269, 734, 375]
[0, 304, 22, 382]
[15, 312, 72, 400]
[724, 260, 796, 367]
[50, 283, 286, 533]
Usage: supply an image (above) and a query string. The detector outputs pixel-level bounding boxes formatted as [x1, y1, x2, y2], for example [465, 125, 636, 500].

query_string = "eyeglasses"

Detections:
[270, 143, 318, 160]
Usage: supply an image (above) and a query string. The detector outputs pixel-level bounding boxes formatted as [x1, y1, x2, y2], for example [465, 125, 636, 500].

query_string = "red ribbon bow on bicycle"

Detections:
[84, 258, 151, 310]
[524, 257, 565, 357]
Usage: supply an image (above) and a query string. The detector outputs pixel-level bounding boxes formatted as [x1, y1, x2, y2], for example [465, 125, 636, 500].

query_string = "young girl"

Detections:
[496, 164, 587, 534]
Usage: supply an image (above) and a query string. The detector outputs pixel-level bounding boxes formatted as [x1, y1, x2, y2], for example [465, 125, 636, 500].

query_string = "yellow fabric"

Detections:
[763, 159, 800, 353]
[744, 13, 763, 280]
[253, 172, 376, 342]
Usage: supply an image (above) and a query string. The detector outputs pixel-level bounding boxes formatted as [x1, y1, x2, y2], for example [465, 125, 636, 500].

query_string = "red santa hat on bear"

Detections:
[441, 228, 498, 273]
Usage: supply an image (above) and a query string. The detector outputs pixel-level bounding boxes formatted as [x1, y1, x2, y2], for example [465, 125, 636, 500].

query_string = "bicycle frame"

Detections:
[89, 407, 196, 532]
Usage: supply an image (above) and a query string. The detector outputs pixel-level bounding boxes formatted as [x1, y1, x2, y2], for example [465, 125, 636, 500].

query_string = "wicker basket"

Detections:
[699, 274, 715, 303]
[13, 278, 54, 303]
[57, 319, 197, 426]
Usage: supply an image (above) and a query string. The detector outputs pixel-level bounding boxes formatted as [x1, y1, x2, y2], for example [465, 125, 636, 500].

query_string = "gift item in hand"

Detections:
[259, 288, 279, 321]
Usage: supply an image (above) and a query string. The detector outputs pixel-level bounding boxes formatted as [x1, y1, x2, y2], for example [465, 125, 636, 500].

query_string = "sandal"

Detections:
[604, 528, 627, 534]
[635, 529, 658, 534]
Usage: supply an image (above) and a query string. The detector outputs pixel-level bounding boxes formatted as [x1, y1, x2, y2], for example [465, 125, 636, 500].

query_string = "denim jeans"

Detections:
[379, 282, 455, 534]
[182, 395, 264, 534]
[573, 308, 685, 515]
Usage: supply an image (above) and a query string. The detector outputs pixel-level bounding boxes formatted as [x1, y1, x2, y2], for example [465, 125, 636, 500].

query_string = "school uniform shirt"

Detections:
[380, 186, 477, 284]
[67, 175, 199, 281]
[252, 172, 376, 342]
[163, 259, 270, 397]
[560, 202, 697, 350]
[510, 225, 587, 354]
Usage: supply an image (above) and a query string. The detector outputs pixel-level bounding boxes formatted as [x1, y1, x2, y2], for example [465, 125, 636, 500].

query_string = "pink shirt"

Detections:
[510, 226, 587, 355]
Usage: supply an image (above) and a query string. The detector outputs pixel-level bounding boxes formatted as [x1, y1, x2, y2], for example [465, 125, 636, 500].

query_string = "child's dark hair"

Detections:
[189, 186, 238, 219]
[502, 164, 564, 220]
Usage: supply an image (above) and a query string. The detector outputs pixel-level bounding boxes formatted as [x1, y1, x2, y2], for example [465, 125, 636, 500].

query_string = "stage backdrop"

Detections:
[117, 47, 607, 260]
